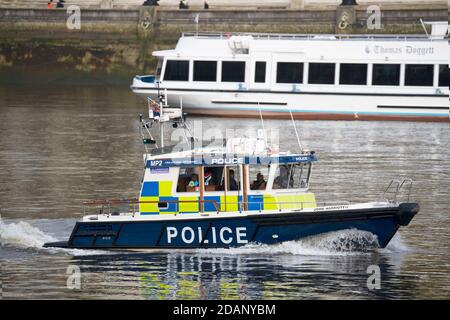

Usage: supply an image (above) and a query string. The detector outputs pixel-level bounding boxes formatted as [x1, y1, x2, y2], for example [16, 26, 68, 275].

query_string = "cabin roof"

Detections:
[145, 153, 317, 169]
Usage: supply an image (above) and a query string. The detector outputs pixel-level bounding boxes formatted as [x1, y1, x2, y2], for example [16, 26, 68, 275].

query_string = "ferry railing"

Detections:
[182, 31, 436, 42]
[82, 199, 350, 215]
[380, 178, 413, 204]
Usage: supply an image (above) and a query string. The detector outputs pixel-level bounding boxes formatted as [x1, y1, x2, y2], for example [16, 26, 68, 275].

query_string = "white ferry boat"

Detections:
[131, 24, 449, 122]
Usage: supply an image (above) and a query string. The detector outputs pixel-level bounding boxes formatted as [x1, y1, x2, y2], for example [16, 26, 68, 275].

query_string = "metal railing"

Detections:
[82, 198, 351, 216]
[182, 31, 436, 42]
[380, 178, 414, 204]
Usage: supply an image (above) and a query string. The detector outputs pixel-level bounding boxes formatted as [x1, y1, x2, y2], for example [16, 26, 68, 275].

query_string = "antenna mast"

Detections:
[257, 103, 269, 151]
[289, 109, 303, 153]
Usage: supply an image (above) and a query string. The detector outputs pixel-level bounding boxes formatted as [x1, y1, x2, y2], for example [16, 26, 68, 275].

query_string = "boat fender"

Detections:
[396, 203, 420, 226]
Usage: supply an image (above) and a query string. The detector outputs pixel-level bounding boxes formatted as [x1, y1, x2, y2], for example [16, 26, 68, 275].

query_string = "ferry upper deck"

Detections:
[131, 26, 449, 122]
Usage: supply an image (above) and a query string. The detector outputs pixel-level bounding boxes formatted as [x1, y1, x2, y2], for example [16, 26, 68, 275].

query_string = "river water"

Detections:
[0, 86, 449, 299]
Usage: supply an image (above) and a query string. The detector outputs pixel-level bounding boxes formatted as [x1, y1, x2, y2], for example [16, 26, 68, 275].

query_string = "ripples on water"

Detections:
[0, 86, 449, 299]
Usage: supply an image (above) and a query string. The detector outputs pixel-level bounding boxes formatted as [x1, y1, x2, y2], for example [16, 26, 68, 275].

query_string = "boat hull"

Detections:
[131, 87, 449, 122]
[44, 203, 419, 250]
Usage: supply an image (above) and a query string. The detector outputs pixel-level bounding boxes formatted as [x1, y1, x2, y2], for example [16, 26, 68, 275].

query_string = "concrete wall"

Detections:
[0, 6, 448, 85]
[0, 0, 449, 9]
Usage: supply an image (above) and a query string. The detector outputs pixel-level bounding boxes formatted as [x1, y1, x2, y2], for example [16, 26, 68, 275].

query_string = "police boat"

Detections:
[44, 95, 419, 249]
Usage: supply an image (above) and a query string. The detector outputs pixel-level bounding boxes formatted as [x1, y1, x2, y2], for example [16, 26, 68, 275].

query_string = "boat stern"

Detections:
[43, 240, 69, 248]
[131, 75, 159, 99]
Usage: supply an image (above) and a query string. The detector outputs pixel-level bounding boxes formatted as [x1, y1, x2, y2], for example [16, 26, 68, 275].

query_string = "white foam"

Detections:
[380, 232, 411, 253]
[0, 220, 110, 256]
[196, 229, 380, 256]
[45, 246, 113, 256]
[0, 220, 57, 249]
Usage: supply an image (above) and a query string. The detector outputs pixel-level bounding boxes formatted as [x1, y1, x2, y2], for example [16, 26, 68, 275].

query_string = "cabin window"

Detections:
[308, 63, 335, 84]
[163, 60, 189, 81]
[194, 61, 217, 82]
[249, 165, 269, 191]
[276, 62, 303, 84]
[372, 64, 400, 86]
[273, 163, 310, 190]
[339, 63, 367, 85]
[438, 65, 450, 87]
[177, 167, 200, 193]
[254, 61, 266, 83]
[203, 166, 224, 192]
[222, 61, 246, 82]
[156, 58, 163, 78]
[405, 64, 433, 86]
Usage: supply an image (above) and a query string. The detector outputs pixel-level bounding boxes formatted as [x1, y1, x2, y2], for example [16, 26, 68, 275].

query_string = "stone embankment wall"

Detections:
[0, 5, 448, 85]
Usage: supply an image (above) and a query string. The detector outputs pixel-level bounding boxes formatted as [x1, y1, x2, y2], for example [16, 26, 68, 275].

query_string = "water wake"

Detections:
[0, 220, 109, 256]
[381, 233, 411, 253]
[196, 229, 380, 256]
[0, 220, 57, 249]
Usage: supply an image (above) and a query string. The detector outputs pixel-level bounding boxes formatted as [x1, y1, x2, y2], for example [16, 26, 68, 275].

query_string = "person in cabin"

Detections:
[187, 173, 199, 189]
[251, 173, 266, 190]
[219, 169, 239, 191]
[177, 177, 187, 192]
[228, 170, 239, 191]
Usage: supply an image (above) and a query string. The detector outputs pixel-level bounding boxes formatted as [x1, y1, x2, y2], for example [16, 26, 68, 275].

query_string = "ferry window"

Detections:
[163, 60, 189, 81]
[194, 61, 217, 82]
[249, 165, 269, 191]
[177, 167, 200, 193]
[405, 64, 433, 86]
[372, 64, 400, 86]
[273, 163, 310, 190]
[308, 63, 335, 84]
[438, 65, 450, 87]
[222, 61, 246, 82]
[339, 63, 367, 85]
[203, 166, 224, 192]
[255, 61, 266, 83]
[276, 62, 303, 84]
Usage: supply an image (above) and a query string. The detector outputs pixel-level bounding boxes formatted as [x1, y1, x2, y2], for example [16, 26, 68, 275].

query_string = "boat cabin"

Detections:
[139, 146, 317, 215]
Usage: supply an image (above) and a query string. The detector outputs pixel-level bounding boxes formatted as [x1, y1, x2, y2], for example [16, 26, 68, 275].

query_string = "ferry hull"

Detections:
[184, 108, 449, 122]
[132, 88, 449, 122]
[44, 203, 419, 250]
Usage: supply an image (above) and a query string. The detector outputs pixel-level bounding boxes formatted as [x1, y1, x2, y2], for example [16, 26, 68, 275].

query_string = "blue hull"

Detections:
[44, 203, 419, 249]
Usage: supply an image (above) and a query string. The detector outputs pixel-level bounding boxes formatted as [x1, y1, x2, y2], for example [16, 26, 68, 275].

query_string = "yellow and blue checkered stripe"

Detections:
[140, 181, 316, 215]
